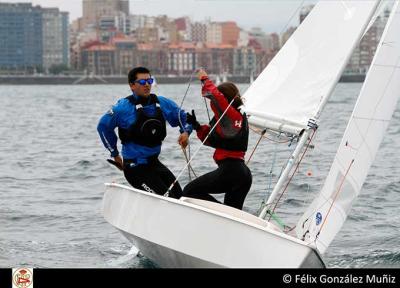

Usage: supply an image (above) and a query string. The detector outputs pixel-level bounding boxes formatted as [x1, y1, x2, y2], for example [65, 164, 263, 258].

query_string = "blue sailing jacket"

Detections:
[97, 93, 192, 164]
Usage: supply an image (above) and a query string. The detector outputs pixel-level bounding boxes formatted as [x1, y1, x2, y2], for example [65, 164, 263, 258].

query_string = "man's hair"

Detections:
[217, 82, 243, 109]
[128, 67, 151, 84]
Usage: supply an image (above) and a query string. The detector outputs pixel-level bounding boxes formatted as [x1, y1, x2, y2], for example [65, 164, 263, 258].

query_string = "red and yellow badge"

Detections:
[12, 268, 33, 288]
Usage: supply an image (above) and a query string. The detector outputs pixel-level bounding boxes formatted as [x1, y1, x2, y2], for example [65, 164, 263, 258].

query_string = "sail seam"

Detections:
[350, 54, 400, 163]
[352, 119, 375, 161]
[352, 116, 391, 122]
[373, 64, 400, 68]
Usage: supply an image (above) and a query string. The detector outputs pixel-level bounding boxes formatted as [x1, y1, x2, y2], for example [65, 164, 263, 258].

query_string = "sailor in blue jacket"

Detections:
[97, 67, 192, 199]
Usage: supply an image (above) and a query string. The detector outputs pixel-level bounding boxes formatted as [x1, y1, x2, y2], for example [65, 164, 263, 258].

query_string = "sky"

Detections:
[0, 0, 318, 33]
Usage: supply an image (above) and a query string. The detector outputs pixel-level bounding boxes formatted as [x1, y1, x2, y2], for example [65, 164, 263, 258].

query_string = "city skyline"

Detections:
[0, 0, 318, 33]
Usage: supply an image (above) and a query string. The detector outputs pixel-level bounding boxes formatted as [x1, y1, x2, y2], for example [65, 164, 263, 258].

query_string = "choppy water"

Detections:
[0, 83, 399, 268]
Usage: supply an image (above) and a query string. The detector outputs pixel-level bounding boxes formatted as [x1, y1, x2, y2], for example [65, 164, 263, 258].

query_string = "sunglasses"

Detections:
[134, 78, 154, 86]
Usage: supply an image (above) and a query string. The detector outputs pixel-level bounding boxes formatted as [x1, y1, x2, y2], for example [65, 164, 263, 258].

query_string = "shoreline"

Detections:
[0, 74, 366, 85]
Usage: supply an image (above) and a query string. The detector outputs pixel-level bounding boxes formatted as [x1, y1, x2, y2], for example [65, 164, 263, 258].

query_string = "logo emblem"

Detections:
[316, 212, 322, 226]
[152, 129, 156, 135]
[12, 268, 33, 288]
[234, 120, 242, 128]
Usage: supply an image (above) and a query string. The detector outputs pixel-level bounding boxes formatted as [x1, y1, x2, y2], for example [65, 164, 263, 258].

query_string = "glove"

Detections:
[186, 109, 200, 131]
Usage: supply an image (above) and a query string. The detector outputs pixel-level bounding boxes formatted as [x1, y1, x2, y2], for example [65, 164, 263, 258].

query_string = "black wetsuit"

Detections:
[124, 157, 182, 199]
[183, 158, 251, 209]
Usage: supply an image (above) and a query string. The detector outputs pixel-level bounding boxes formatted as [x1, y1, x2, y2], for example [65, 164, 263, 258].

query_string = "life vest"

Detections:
[207, 111, 249, 152]
[118, 94, 167, 147]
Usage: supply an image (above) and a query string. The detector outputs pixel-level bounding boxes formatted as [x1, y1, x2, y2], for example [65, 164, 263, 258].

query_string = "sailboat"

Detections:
[102, 1, 400, 268]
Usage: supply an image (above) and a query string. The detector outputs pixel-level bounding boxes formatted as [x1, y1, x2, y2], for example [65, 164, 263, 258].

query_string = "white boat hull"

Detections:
[102, 183, 325, 268]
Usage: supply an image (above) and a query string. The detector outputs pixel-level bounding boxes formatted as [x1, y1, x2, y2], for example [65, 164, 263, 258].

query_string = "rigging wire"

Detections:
[268, 129, 317, 221]
[177, 70, 198, 180]
[246, 129, 266, 165]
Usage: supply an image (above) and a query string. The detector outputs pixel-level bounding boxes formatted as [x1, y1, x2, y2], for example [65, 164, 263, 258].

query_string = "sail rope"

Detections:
[257, 140, 279, 226]
[177, 70, 198, 181]
[246, 129, 266, 165]
[258, 135, 297, 226]
[204, 97, 211, 122]
[268, 129, 317, 221]
[182, 146, 197, 178]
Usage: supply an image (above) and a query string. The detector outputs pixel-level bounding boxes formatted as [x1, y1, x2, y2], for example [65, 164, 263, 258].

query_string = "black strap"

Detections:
[126, 94, 159, 107]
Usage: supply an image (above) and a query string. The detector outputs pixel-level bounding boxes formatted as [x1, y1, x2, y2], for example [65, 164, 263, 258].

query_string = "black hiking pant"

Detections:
[123, 158, 182, 199]
[182, 158, 252, 210]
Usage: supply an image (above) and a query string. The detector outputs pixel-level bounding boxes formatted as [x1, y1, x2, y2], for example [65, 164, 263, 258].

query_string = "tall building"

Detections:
[81, 43, 116, 75]
[191, 22, 207, 42]
[206, 22, 222, 44]
[42, 8, 69, 71]
[0, 3, 43, 72]
[233, 47, 257, 75]
[0, 3, 69, 73]
[82, 0, 129, 29]
[221, 21, 240, 46]
[175, 17, 191, 41]
[114, 38, 138, 75]
[249, 27, 272, 50]
[167, 43, 197, 75]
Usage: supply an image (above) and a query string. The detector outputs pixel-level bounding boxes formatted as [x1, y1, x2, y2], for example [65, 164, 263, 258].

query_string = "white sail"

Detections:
[296, 1, 400, 254]
[243, 1, 381, 135]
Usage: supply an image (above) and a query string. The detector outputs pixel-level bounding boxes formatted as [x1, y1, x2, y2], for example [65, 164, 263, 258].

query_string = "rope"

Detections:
[204, 97, 211, 122]
[266, 209, 286, 230]
[316, 159, 355, 238]
[177, 70, 198, 179]
[164, 96, 237, 196]
[257, 133, 297, 217]
[182, 147, 197, 179]
[268, 129, 317, 220]
[246, 129, 266, 165]
[267, 141, 278, 195]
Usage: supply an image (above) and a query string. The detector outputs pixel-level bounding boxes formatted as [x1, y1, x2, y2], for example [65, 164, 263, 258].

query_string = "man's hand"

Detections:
[178, 132, 189, 149]
[114, 155, 124, 171]
[197, 69, 208, 80]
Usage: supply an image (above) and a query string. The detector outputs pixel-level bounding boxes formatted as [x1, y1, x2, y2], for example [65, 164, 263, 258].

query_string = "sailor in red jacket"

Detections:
[183, 69, 252, 210]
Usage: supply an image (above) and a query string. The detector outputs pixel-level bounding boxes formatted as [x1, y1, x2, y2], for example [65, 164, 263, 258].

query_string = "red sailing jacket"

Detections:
[196, 77, 247, 162]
